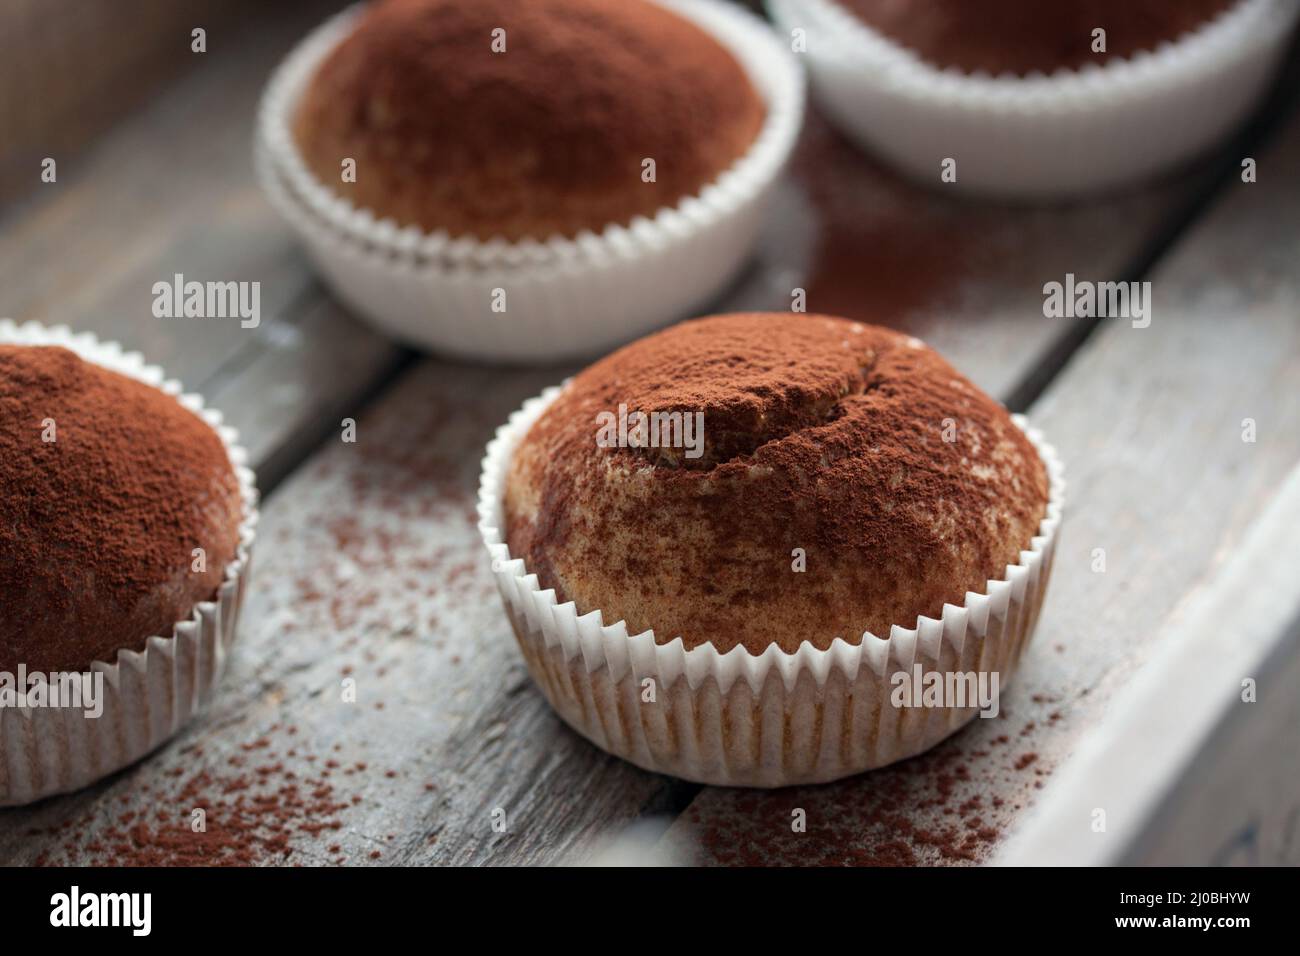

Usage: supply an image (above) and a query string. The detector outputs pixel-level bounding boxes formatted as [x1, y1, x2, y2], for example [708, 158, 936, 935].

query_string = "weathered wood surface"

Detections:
[0, 4, 1292, 865]
[0, 0, 270, 207]
[999, 463, 1300, 865]
[661, 97, 1300, 866]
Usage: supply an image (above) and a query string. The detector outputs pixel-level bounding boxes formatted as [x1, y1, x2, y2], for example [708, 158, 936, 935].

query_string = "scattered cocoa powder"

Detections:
[31, 741, 352, 867]
[676, 719, 1062, 866]
[680, 743, 1007, 865]
[792, 112, 980, 325]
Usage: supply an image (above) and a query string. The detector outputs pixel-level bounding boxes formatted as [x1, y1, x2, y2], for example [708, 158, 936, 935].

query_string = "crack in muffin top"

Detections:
[504, 313, 1050, 653]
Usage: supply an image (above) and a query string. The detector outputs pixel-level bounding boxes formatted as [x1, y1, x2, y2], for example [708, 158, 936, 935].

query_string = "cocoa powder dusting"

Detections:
[0, 345, 243, 672]
[505, 313, 1049, 654]
[836, 0, 1235, 74]
[294, 0, 766, 240]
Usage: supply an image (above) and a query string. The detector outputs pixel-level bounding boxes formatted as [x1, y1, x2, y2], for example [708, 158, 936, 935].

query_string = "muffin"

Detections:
[480, 313, 1065, 785]
[0, 325, 256, 805]
[772, 0, 1298, 195]
[256, 0, 804, 360]
[292, 0, 767, 242]
[505, 313, 1048, 652]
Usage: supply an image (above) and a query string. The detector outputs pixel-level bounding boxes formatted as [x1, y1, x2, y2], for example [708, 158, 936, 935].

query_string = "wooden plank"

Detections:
[0, 0, 267, 208]
[662, 99, 1300, 867]
[202, 291, 413, 493]
[0, 19, 1267, 864]
[999, 463, 1300, 865]
[0, 0, 398, 472]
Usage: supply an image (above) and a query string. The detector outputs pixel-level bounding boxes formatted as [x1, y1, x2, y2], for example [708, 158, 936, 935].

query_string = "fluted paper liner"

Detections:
[255, 0, 805, 362]
[770, 0, 1298, 196]
[477, 385, 1065, 787]
[0, 321, 259, 806]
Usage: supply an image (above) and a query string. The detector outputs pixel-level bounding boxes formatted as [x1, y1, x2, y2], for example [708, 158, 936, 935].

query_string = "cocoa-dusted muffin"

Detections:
[834, 0, 1237, 75]
[0, 345, 244, 673]
[503, 312, 1050, 654]
[292, 0, 767, 242]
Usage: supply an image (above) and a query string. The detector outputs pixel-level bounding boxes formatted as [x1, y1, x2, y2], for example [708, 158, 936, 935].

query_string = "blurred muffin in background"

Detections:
[771, 0, 1297, 196]
[292, 0, 767, 241]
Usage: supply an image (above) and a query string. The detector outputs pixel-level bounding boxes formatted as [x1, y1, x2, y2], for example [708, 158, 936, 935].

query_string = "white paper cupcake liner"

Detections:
[477, 385, 1065, 787]
[255, 0, 806, 362]
[769, 0, 1298, 197]
[0, 320, 259, 806]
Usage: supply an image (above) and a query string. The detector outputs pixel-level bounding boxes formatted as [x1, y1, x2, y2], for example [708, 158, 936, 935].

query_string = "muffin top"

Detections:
[503, 313, 1050, 654]
[835, 0, 1236, 75]
[293, 0, 767, 242]
[0, 346, 244, 673]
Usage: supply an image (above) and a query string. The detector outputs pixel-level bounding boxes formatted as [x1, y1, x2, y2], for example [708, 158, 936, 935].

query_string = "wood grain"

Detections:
[998, 463, 1300, 865]
[0, 0, 270, 207]
[662, 99, 1300, 867]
